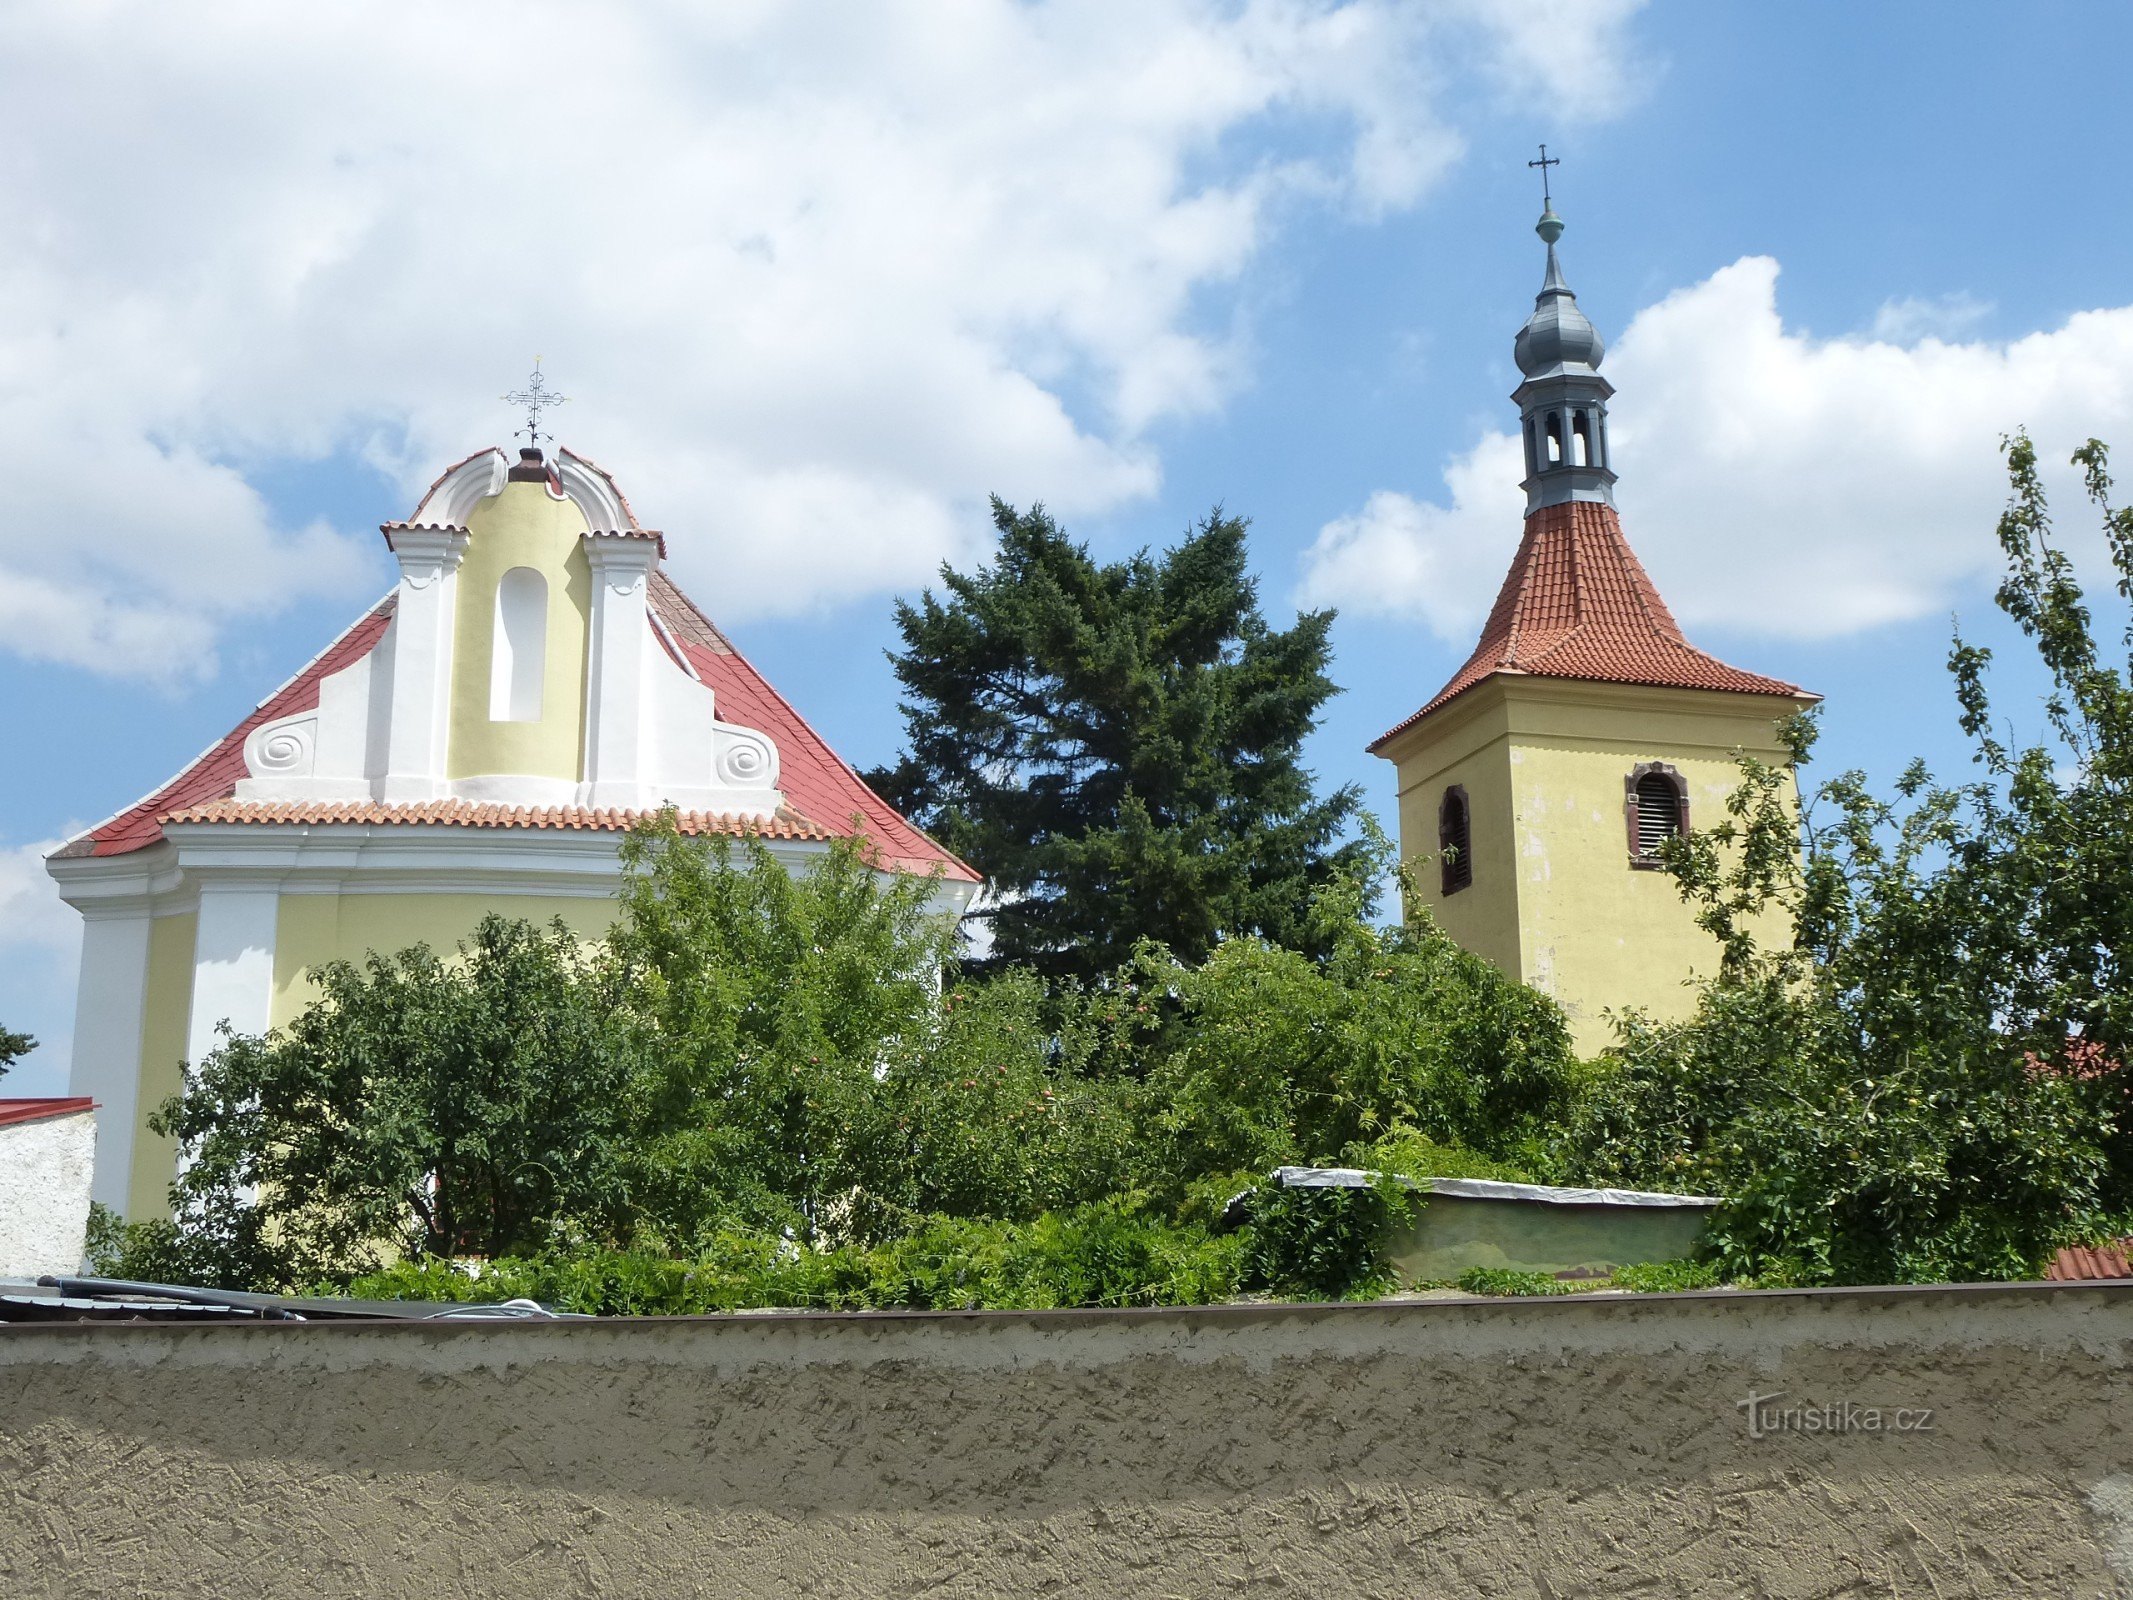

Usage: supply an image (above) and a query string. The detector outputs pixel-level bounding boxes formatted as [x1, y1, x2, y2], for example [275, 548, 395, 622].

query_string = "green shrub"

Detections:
[338, 1203, 1247, 1316]
[1244, 1177, 1415, 1301]
[1608, 1258, 1721, 1293]
[1455, 1266, 1575, 1297]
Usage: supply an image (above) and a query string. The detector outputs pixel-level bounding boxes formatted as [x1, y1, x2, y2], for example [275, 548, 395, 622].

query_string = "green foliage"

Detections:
[341, 1203, 1249, 1315]
[602, 819, 963, 1248]
[1455, 1266, 1576, 1297]
[1608, 1258, 1721, 1293]
[150, 915, 636, 1287]
[1573, 435, 2133, 1285]
[1345, 1124, 1537, 1184]
[1150, 856, 1578, 1186]
[0, 1023, 30, 1083]
[1244, 1176, 1416, 1301]
[868, 498, 1365, 982]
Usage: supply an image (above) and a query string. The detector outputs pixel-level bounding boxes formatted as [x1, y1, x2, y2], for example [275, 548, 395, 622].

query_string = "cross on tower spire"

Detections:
[1528, 143, 1559, 208]
[503, 357, 568, 451]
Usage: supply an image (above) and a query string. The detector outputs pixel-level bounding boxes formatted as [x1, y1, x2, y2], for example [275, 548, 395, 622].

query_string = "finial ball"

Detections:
[1536, 206, 1564, 245]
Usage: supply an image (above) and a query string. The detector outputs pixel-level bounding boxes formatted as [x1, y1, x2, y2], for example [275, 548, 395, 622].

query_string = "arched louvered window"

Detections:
[491, 566, 547, 722]
[1439, 784, 1472, 895]
[1626, 762, 1689, 866]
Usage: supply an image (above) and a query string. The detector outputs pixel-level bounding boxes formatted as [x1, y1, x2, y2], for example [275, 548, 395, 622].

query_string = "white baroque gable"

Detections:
[236, 448, 782, 819]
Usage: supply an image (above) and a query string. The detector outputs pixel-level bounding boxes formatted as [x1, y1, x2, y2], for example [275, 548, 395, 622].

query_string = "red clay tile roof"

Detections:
[2045, 1238, 2133, 1281]
[50, 597, 399, 859]
[160, 800, 837, 840]
[1370, 501, 1813, 752]
[0, 1097, 95, 1129]
[648, 573, 976, 882]
[52, 569, 978, 885]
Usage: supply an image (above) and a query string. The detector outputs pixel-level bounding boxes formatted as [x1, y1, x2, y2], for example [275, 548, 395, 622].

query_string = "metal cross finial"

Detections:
[503, 357, 568, 450]
[1528, 143, 1560, 207]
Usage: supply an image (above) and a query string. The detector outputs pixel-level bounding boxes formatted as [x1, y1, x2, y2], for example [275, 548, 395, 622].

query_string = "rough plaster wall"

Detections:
[2, 1285, 2131, 1598]
[0, 1111, 93, 1278]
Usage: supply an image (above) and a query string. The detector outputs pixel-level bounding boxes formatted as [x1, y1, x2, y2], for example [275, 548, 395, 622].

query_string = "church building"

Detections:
[1372, 199, 1816, 1056]
[48, 441, 979, 1220]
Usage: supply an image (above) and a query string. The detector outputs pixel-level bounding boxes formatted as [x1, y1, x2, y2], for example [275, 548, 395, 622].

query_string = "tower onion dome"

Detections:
[1510, 201, 1616, 513]
[1513, 205, 1606, 378]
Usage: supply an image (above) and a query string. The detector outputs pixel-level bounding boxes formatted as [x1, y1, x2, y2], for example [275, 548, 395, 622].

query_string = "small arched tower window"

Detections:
[1572, 411, 1593, 467]
[1545, 411, 1564, 464]
[491, 566, 547, 723]
[1439, 784, 1472, 895]
[1626, 762, 1689, 866]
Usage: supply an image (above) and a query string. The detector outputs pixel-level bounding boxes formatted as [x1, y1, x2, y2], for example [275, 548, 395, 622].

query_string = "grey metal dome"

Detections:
[1513, 207, 1605, 379]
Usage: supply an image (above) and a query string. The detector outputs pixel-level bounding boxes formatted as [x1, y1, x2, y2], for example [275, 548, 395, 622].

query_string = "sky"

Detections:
[4, 0, 2131, 1095]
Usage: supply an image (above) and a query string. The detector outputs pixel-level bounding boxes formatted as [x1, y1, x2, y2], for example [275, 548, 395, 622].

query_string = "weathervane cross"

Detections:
[503, 357, 568, 450]
[1528, 143, 1560, 207]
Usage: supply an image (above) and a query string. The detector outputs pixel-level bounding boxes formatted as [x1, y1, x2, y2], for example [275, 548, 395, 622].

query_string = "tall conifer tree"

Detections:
[870, 499, 1363, 980]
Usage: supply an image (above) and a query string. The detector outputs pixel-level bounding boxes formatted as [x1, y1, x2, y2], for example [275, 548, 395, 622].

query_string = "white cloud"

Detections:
[1301, 256, 2133, 642]
[0, 0, 1648, 680]
[1871, 290, 1993, 345]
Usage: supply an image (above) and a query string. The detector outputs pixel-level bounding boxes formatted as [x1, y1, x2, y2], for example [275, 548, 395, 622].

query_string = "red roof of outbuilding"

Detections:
[0, 1097, 94, 1129]
[2046, 1238, 2133, 1282]
[1370, 501, 1812, 752]
[51, 570, 976, 884]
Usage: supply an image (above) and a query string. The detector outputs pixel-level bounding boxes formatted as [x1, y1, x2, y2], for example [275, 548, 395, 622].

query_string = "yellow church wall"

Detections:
[1387, 694, 1524, 974]
[448, 480, 593, 783]
[269, 892, 621, 1028]
[129, 910, 199, 1222]
[1507, 735, 1759, 1053]
[1382, 677, 1806, 1058]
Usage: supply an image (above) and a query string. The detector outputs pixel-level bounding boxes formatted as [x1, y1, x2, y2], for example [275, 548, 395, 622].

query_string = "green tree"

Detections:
[0, 1025, 30, 1083]
[151, 916, 636, 1287]
[601, 820, 961, 1248]
[1149, 868, 1580, 1190]
[869, 499, 1364, 981]
[1572, 433, 2133, 1283]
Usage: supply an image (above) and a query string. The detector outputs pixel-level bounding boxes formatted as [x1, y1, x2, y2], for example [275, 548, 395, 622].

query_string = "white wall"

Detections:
[0, 1107, 95, 1277]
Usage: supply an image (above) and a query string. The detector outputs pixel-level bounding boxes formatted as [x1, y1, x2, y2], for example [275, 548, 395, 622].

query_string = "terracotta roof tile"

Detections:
[160, 800, 836, 840]
[648, 574, 979, 883]
[1370, 502, 1812, 751]
[51, 597, 399, 859]
[2045, 1238, 2133, 1281]
[54, 567, 978, 885]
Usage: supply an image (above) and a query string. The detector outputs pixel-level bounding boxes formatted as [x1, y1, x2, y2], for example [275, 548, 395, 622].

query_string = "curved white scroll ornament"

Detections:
[405, 449, 507, 529]
[243, 713, 319, 779]
[555, 450, 637, 533]
[714, 723, 780, 790]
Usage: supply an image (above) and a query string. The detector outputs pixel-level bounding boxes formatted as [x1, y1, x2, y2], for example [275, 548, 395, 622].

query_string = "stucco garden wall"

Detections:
[3, 1282, 2131, 1597]
[0, 1107, 93, 1278]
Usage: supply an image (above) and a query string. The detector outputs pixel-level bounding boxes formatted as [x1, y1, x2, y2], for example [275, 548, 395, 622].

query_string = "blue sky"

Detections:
[3, 0, 2129, 1094]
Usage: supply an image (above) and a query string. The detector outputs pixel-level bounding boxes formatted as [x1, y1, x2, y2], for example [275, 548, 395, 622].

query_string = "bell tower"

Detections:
[1369, 181, 1817, 1056]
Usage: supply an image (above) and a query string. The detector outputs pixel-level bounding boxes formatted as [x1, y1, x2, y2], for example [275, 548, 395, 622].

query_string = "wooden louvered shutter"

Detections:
[1629, 766, 1686, 862]
[1439, 785, 1471, 895]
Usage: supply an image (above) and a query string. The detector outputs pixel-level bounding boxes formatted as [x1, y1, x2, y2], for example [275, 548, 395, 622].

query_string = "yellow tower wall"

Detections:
[447, 480, 594, 783]
[269, 892, 621, 1030]
[1383, 677, 1804, 1057]
[128, 910, 200, 1221]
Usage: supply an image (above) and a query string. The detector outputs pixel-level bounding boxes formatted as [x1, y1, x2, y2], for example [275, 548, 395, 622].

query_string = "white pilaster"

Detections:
[380, 526, 469, 803]
[582, 534, 660, 809]
[66, 909, 153, 1215]
[185, 886, 279, 1071]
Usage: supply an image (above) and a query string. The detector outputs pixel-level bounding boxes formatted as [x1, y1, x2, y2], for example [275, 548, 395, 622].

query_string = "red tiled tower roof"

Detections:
[1370, 501, 1810, 751]
[52, 572, 976, 884]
